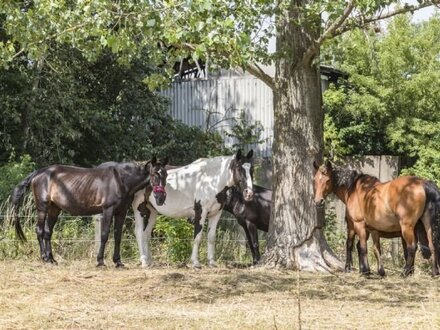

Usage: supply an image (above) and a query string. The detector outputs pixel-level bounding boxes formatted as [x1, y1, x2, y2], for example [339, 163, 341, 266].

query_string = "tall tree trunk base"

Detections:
[260, 229, 344, 272]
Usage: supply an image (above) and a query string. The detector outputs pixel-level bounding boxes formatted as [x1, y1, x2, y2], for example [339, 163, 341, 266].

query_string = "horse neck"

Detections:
[333, 185, 350, 204]
[204, 156, 235, 189]
[331, 168, 359, 204]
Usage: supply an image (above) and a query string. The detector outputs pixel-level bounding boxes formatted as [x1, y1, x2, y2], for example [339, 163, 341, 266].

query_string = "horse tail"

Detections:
[423, 180, 440, 264]
[11, 169, 43, 242]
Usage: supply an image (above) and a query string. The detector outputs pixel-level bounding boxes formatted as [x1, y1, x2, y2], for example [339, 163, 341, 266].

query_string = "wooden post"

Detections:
[391, 238, 400, 265]
[94, 215, 102, 254]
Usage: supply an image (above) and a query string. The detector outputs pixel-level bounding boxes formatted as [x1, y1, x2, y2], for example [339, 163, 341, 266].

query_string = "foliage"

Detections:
[226, 110, 267, 153]
[0, 154, 35, 203]
[322, 14, 440, 184]
[323, 209, 345, 255]
[154, 216, 193, 263]
[0, 0, 274, 84]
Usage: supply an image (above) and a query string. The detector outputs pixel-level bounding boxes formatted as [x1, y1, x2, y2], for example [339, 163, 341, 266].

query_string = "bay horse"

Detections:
[313, 161, 440, 276]
[11, 157, 168, 267]
[133, 150, 254, 268]
[219, 184, 271, 264]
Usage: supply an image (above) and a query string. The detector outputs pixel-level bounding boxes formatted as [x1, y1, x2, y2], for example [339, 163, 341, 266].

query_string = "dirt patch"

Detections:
[0, 260, 439, 329]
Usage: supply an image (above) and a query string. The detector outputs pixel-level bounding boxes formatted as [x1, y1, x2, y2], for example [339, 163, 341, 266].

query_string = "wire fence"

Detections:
[0, 208, 421, 272]
[0, 212, 263, 265]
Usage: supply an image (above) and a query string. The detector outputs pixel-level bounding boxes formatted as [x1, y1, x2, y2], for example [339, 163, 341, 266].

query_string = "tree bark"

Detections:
[260, 0, 343, 271]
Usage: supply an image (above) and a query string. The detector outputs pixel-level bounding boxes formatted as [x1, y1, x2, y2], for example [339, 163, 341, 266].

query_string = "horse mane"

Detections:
[331, 166, 376, 194]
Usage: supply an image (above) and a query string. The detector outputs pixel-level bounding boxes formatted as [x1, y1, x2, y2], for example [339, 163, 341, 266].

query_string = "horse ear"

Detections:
[235, 149, 242, 160]
[246, 150, 253, 160]
[151, 155, 157, 165]
[325, 160, 332, 171]
[313, 161, 320, 170]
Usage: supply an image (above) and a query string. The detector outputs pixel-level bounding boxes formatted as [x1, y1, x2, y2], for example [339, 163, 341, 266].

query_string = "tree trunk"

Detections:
[260, 0, 343, 271]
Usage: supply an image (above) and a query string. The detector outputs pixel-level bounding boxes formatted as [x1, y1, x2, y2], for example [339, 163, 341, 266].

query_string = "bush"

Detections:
[153, 216, 193, 263]
[0, 154, 35, 206]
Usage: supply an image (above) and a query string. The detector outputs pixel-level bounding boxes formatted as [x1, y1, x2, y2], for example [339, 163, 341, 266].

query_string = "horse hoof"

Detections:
[344, 267, 352, 273]
[115, 262, 125, 268]
[96, 262, 106, 268]
[208, 262, 218, 268]
[192, 263, 202, 269]
[378, 269, 386, 277]
[401, 268, 414, 277]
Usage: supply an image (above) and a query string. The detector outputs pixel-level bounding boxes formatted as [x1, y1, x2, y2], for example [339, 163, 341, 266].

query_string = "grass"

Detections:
[1, 260, 440, 329]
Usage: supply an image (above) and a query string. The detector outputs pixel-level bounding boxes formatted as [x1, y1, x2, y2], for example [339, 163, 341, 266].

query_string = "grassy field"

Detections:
[1, 260, 440, 329]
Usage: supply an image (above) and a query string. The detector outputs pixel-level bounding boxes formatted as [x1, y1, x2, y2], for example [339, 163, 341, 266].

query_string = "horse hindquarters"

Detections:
[422, 181, 440, 276]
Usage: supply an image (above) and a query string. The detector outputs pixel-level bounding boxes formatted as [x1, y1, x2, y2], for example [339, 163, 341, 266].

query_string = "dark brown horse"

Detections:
[11, 157, 168, 267]
[313, 161, 440, 276]
[220, 184, 271, 264]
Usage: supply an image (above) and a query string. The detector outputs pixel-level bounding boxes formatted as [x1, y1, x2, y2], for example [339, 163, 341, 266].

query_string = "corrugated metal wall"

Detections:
[161, 77, 274, 157]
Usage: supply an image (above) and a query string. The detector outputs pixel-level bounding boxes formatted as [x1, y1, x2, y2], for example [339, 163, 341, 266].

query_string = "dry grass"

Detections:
[1, 260, 440, 330]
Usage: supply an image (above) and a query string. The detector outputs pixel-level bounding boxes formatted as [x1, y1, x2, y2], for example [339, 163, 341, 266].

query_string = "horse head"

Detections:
[147, 156, 169, 206]
[313, 160, 334, 207]
[230, 149, 254, 202]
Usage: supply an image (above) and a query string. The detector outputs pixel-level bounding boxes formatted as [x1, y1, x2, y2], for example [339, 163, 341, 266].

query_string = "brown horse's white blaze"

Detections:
[313, 160, 440, 277]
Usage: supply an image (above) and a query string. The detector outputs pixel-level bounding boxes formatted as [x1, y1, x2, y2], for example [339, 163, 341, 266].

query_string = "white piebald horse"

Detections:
[132, 150, 254, 268]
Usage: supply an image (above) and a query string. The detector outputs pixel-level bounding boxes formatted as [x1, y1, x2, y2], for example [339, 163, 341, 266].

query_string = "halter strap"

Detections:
[153, 186, 166, 194]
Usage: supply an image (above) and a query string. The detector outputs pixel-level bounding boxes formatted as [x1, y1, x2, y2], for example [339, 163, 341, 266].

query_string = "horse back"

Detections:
[31, 165, 124, 215]
[349, 175, 426, 231]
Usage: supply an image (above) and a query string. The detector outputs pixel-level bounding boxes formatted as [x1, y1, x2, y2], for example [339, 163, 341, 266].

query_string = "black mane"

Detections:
[331, 166, 378, 194]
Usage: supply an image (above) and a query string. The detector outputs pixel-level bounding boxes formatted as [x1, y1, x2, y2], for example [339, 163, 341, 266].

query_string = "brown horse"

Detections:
[313, 161, 440, 276]
[11, 157, 168, 267]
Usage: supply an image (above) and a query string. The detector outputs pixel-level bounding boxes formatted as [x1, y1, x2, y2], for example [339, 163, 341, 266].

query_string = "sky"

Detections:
[411, 3, 438, 22]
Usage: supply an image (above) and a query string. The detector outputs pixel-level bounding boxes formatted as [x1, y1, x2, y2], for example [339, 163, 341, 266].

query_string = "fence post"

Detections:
[94, 215, 102, 254]
[391, 238, 399, 265]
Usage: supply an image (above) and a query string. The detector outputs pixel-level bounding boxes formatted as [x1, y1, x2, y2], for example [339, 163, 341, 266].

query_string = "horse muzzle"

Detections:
[243, 188, 254, 202]
[315, 198, 325, 208]
[153, 186, 167, 206]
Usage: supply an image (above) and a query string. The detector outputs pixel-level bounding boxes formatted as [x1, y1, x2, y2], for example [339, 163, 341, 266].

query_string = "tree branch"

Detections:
[334, 0, 440, 37]
[303, 0, 440, 66]
[303, 1, 355, 66]
[245, 63, 275, 90]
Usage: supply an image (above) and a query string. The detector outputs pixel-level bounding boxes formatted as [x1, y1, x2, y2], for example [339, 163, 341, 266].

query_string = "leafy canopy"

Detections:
[322, 14, 440, 184]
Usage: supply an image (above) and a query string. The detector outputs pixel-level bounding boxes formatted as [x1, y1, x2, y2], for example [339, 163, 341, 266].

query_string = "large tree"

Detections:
[1, 0, 438, 270]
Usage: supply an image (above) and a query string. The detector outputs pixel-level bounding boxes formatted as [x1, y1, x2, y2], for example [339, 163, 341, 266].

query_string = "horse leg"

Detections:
[401, 237, 408, 261]
[134, 201, 158, 268]
[96, 207, 114, 267]
[112, 210, 128, 268]
[206, 212, 222, 267]
[190, 202, 206, 268]
[44, 205, 61, 264]
[345, 218, 355, 273]
[354, 222, 370, 275]
[400, 223, 417, 277]
[420, 212, 440, 276]
[371, 231, 385, 277]
[246, 221, 260, 265]
[35, 210, 48, 261]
